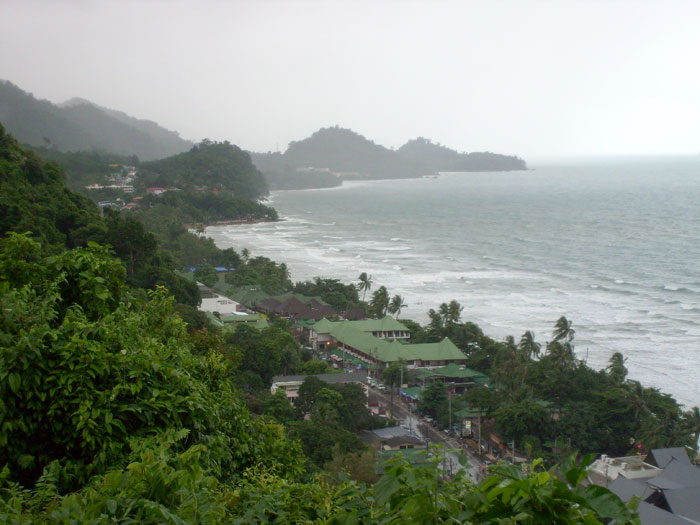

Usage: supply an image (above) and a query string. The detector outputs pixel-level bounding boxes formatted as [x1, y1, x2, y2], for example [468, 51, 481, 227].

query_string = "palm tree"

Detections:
[446, 300, 463, 324]
[357, 272, 373, 302]
[606, 352, 628, 384]
[370, 286, 390, 317]
[683, 406, 700, 450]
[552, 316, 575, 343]
[518, 331, 541, 361]
[241, 247, 250, 263]
[388, 295, 407, 318]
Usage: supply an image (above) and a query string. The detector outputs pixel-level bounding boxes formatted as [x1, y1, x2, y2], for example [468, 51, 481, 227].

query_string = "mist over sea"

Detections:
[207, 157, 700, 408]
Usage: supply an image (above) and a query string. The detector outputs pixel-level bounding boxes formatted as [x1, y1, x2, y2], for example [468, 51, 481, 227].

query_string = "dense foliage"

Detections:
[294, 277, 361, 311]
[418, 308, 699, 458]
[140, 140, 268, 200]
[27, 148, 138, 192]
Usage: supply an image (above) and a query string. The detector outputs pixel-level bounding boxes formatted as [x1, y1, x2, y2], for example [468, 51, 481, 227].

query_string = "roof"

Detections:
[400, 386, 424, 400]
[218, 313, 269, 330]
[312, 316, 408, 334]
[652, 448, 692, 469]
[382, 435, 424, 448]
[651, 461, 700, 490]
[372, 426, 415, 440]
[663, 487, 700, 522]
[313, 318, 335, 333]
[380, 338, 466, 363]
[636, 501, 691, 525]
[608, 476, 652, 503]
[271, 371, 367, 384]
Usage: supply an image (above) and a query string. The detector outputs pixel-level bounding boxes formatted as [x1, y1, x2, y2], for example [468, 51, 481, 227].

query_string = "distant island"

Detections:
[251, 126, 527, 190]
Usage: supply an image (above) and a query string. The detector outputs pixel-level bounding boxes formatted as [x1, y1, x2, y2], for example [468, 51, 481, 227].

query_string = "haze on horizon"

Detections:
[1, 0, 699, 159]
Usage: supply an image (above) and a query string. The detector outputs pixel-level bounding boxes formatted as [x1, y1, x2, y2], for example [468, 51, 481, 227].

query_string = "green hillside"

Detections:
[140, 140, 268, 200]
[0, 80, 192, 160]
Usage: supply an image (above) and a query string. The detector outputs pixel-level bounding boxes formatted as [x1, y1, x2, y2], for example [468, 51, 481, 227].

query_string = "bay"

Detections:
[207, 157, 700, 408]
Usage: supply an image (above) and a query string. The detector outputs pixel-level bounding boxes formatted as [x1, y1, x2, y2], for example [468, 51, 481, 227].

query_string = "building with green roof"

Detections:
[313, 317, 467, 369]
[412, 363, 489, 392]
[218, 313, 269, 330]
[311, 316, 410, 350]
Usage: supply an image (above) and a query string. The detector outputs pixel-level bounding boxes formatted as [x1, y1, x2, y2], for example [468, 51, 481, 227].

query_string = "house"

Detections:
[270, 371, 367, 400]
[196, 284, 243, 314]
[589, 448, 700, 524]
[363, 426, 425, 451]
[413, 363, 489, 392]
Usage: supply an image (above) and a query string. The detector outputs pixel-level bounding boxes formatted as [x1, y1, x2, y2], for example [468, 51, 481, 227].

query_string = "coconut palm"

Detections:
[388, 294, 407, 318]
[518, 331, 541, 361]
[552, 316, 575, 343]
[370, 286, 390, 317]
[357, 272, 373, 302]
[606, 352, 628, 384]
[683, 406, 700, 450]
[446, 300, 463, 324]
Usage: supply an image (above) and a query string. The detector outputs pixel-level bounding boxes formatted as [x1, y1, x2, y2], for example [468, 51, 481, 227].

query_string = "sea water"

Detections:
[206, 157, 700, 408]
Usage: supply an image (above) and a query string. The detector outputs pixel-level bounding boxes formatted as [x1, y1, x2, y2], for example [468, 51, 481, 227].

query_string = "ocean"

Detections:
[206, 157, 700, 408]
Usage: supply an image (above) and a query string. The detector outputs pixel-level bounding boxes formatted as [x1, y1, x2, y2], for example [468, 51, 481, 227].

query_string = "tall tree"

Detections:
[606, 352, 628, 384]
[446, 299, 463, 324]
[370, 285, 389, 317]
[518, 331, 541, 360]
[552, 316, 575, 343]
[357, 272, 372, 302]
[388, 294, 406, 318]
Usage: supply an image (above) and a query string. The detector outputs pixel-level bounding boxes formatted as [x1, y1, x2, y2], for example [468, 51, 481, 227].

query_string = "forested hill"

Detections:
[0, 80, 192, 161]
[283, 126, 421, 179]
[0, 122, 200, 307]
[140, 140, 269, 200]
[252, 126, 527, 190]
[397, 137, 527, 172]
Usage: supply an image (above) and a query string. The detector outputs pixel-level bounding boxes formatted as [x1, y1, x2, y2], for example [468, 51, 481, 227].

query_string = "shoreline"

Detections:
[266, 169, 531, 194]
[191, 217, 281, 230]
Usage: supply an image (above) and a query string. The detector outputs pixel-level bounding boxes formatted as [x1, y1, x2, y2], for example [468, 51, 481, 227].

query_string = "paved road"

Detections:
[370, 387, 484, 482]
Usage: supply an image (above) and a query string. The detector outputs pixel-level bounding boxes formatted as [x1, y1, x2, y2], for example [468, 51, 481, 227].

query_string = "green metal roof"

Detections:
[218, 313, 269, 330]
[312, 318, 335, 333]
[400, 386, 424, 400]
[312, 315, 407, 334]
[379, 338, 466, 363]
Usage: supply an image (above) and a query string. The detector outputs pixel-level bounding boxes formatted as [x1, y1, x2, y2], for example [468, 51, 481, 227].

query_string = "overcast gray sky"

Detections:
[1, 0, 699, 158]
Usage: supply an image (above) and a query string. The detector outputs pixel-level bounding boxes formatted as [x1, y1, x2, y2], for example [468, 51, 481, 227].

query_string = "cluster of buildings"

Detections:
[589, 448, 700, 524]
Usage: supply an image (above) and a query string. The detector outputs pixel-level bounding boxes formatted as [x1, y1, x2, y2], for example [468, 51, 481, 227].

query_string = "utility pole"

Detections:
[477, 411, 482, 457]
[448, 388, 452, 432]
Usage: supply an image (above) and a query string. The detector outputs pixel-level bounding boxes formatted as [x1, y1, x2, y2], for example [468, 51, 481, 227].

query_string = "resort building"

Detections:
[311, 317, 467, 369]
[311, 316, 410, 350]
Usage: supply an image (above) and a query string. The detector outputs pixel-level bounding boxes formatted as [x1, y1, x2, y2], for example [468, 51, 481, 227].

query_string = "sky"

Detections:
[1, 0, 699, 158]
